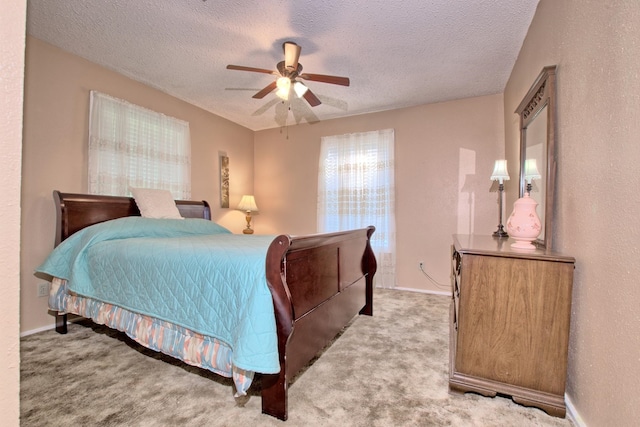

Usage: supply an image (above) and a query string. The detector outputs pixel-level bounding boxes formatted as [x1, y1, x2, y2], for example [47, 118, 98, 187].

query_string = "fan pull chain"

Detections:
[286, 105, 291, 139]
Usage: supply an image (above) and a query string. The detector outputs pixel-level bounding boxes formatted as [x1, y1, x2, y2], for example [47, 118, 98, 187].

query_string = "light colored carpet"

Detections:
[20, 289, 573, 426]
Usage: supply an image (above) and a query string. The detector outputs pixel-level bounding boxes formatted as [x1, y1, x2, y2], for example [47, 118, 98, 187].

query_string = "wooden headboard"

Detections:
[53, 190, 211, 246]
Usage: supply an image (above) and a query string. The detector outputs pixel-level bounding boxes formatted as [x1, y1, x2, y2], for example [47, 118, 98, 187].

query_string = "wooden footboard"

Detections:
[262, 227, 376, 420]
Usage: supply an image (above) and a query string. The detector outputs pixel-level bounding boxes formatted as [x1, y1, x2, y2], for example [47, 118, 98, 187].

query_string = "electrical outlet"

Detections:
[37, 282, 49, 298]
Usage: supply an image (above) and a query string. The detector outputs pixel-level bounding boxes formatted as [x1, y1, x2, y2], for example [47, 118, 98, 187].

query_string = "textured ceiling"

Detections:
[26, 0, 540, 131]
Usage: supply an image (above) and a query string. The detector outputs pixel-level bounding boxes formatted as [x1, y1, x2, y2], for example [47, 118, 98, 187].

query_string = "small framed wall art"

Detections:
[220, 155, 229, 208]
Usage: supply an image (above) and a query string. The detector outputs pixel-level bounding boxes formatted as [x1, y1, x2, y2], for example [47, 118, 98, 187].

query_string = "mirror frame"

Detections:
[515, 65, 557, 250]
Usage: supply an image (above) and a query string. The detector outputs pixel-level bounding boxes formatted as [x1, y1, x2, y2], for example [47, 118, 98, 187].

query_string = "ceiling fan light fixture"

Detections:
[276, 88, 289, 100]
[276, 76, 290, 90]
[276, 76, 291, 100]
[293, 81, 309, 98]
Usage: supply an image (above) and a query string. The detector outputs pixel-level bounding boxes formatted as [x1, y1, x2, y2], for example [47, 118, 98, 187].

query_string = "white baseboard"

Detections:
[565, 393, 586, 427]
[20, 316, 80, 337]
[20, 323, 56, 337]
[393, 286, 452, 297]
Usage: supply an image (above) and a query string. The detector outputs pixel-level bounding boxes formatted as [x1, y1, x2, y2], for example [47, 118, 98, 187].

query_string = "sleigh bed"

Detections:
[38, 190, 376, 421]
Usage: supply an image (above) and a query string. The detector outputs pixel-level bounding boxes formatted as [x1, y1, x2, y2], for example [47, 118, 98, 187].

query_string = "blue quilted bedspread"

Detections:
[36, 217, 279, 374]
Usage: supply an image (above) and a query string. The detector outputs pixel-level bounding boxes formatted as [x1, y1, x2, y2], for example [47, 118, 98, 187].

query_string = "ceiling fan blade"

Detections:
[227, 64, 277, 75]
[299, 73, 350, 86]
[283, 41, 302, 71]
[252, 81, 278, 99]
[302, 88, 322, 107]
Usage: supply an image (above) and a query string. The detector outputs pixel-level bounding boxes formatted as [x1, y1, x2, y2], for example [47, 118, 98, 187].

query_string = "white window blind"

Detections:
[88, 91, 191, 199]
[317, 129, 396, 288]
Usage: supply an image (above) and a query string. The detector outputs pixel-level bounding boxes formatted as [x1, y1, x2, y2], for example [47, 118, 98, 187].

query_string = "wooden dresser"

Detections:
[449, 234, 575, 417]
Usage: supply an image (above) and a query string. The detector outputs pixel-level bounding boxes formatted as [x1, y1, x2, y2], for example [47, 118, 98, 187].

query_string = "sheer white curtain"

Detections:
[317, 129, 396, 288]
[88, 91, 191, 198]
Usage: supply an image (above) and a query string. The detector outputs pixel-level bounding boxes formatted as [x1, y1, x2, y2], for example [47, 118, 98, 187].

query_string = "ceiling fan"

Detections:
[226, 41, 350, 107]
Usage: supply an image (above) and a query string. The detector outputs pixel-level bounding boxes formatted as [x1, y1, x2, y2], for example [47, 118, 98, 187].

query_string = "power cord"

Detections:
[419, 262, 450, 290]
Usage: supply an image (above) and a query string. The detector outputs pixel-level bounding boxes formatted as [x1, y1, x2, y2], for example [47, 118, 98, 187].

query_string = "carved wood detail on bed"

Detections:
[50, 190, 376, 421]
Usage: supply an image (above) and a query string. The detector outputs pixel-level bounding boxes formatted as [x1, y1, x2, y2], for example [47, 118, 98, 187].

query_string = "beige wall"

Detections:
[1, 0, 26, 424]
[19, 2, 640, 424]
[504, 0, 640, 424]
[21, 37, 255, 333]
[254, 95, 505, 291]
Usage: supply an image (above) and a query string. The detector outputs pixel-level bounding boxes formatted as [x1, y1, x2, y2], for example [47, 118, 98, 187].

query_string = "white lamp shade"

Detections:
[237, 195, 259, 212]
[490, 160, 510, 184]
[524, 159, 542, 183]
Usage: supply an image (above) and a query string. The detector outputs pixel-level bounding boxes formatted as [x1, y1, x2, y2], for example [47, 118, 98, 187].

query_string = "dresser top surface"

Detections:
[453, 234, 575, 263]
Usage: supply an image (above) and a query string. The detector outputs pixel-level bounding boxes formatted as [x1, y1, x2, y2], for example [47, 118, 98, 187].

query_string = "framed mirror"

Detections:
[515, 65, 557, 249]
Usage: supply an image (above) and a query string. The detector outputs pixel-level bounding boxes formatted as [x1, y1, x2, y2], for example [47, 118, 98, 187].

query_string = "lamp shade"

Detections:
[524, 159, 542, 183]
[237, 195, 258, 212]
[490, 160, 510, 184]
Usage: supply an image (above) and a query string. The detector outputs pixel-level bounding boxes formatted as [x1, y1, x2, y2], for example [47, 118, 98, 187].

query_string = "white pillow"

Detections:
[130, 187, 183, 219]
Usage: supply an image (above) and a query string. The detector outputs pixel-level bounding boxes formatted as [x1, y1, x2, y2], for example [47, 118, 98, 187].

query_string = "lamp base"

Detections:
[510, 238, 536, 250]
[506, 193, 541, 251]
[243, 212, 254, 234]
[493, 183, 508, 238]
[492, 225, 509, 238]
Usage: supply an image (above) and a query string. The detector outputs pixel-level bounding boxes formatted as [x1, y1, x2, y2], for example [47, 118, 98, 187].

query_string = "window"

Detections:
[88, 91, 191, 198]
[317, 129, 396, 288]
